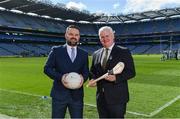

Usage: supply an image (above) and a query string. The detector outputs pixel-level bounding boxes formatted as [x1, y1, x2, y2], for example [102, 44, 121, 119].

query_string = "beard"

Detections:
[67, 40, 78, 46]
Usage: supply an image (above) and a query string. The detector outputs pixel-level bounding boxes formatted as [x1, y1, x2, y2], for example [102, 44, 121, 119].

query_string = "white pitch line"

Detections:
[127, 111, 150, 117]
[84, 103, 150, 117]
[0, 88, 149, 116]
[149, 95, 180, 117]
[0, 113, 17, 119]
[0, 88, 179, 117]
[0, 88, 43, 97]
[85, 103, 96, 107]
[83, 95, 180, 117]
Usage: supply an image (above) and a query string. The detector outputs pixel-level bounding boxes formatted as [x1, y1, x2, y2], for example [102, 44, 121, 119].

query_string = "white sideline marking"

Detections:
[85, 103, 96, 107]
[0, 114, 17, 119]
[127, 111, 149, 117]
[149, 95, 180, 117]
[0, 88, 42, 97]
[84, 103, 150, 117]
[0, 88, 179, 117]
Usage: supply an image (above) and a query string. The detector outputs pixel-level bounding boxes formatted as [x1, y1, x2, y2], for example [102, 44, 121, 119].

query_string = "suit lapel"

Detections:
[98, 48, 104, 64]
[62, 44, 73, 64]
[105, 45, 117, 70]
[74, 47, 80, 63]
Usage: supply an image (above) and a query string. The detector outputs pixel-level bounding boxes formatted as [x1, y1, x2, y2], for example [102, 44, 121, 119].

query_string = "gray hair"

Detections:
[98, 26, 115, 36]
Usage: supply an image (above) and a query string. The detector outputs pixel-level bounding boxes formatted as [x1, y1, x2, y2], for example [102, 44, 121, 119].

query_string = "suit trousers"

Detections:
[97, 91, 127, 118]
[52, 98, 83, 118]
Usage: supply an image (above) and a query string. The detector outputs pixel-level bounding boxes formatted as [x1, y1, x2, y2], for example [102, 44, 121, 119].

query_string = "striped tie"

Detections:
[102, 48, 108, 69]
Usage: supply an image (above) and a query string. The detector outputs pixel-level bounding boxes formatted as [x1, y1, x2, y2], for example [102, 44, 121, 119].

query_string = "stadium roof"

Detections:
[0, 0, 99, 21]
[97, 7, 180, 23]
[0, 0, 180, 23]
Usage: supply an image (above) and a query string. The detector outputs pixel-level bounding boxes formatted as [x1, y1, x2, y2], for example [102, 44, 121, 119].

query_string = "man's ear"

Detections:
[65, 33, 67, 39]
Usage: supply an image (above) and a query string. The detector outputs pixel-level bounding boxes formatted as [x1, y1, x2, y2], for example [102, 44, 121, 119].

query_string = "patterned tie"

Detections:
[71, 47, 75, 62]
[102, 48, 109, 69]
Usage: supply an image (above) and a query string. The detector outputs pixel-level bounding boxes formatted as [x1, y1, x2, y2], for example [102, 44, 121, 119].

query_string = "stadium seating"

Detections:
[0, 9, 179, 56]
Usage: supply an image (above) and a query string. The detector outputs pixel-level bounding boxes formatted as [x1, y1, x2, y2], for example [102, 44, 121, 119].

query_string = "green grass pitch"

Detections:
[0, 55, 180, 118]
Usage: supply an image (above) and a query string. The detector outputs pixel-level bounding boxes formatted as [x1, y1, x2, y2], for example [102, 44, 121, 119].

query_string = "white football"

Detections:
[63, 72, 83, 89]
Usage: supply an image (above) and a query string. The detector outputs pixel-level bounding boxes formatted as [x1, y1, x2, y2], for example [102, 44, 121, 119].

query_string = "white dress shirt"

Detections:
[66, 44, 77, 62]
[101, 43, 115, 65]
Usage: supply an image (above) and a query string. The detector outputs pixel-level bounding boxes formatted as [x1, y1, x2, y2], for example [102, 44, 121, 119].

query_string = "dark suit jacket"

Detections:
[90, 44, 136, 104]
[44, 45, 89, 102]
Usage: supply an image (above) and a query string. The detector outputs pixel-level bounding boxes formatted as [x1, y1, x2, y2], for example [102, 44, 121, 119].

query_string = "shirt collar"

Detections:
[66, 43, 77, 50]
[104, 43, 115, 51]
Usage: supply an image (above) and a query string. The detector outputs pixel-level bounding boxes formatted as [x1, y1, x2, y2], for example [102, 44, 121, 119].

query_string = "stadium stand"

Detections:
[0, 0, 179, 57]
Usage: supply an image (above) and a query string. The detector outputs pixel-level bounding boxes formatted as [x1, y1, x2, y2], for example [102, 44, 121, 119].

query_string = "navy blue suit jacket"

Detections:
[90, 45, 136, 104]
[44, 45, 89, 101]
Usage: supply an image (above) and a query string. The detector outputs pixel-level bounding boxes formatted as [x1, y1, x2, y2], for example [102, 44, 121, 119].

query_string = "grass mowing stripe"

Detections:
[0, 114, 17, 119]
[0, 89, 180, 117]
[149, 95, 180, 117]
[126, 111, 149, 117]
[128, 95, 180, 117]
[0, 88, 43, 97]
[0, 56, 179, 118]
[0, 88, 152, 117]
[82, 100, 150, 117]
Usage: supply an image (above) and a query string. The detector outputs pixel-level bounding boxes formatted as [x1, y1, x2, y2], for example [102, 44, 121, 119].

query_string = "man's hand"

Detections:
[76, 74, 84, 88]
[104, 75, 116, 82]
[61, 73, 69, 88]
[87, 79, 97, 87]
